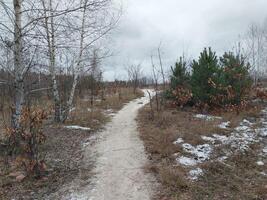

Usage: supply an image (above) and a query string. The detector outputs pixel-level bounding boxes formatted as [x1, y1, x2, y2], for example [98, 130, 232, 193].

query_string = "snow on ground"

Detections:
[178, 156, 198, 166]
[256, 161, 264, 166]
[64, 125, 91, 131]
[255, 127, 267, 137]
[189, 168, 203, 180]
[218, 121, 230, 129]
[103, 108, 116, 116]
[181, 143, 212, 162]
[175, 108, 267, 180]
[70, 107, 76, 112]
[194, 114, 222, 121]
[173, 138, 184, 144]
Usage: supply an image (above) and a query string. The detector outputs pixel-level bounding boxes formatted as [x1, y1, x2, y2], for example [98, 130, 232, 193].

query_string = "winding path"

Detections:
[58, 90, 156, 200]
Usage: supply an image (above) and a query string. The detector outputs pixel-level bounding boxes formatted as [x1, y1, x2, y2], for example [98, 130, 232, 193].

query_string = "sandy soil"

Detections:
[49, 89, 157, 200]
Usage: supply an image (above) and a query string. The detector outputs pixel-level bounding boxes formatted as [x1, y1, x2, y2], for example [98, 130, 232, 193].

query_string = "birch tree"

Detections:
[0, 0, 43, 130]
[36, 0, 119, 122]
[245, 24, 265, 85]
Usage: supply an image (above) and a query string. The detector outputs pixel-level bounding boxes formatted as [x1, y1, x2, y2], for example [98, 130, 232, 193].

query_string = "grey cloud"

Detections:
[103, 0, 267, 80]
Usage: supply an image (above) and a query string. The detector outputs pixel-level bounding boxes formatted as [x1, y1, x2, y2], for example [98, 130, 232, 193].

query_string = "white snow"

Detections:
[177, 156, 197, 166]
[70, 107, 76, 112]
[218, 121, 230, 129]
[182, 143, 212, 162]
[217, 156, 228, 162]
[174, 108, 267, 181]
[189, 168, 203, 180]
[201, 136, 216, 143]
[255, 128, 267, 137]
[200, 120, 257, 151]
[257, 161, 264, 166]
[64, 125, 91, 131]
[173, 138, 184, 144]
[175, 142, 212, 166]
[195, 114, 222, 121]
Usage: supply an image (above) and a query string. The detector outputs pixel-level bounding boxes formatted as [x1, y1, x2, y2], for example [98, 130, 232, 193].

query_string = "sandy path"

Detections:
[58, 90, 156, 200]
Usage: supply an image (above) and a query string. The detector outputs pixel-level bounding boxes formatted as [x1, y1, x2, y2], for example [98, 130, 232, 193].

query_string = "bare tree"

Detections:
[126, 63, 142, 94]
[0, 0, 44, 130]
[157, 43, 166, 89]
[35, 0, 120, 122]
[245, 23, 265, 85]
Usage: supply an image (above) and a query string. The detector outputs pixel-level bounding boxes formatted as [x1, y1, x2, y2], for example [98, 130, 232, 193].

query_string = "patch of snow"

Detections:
[213, 134, 228, 142]
[182, 143, 212, 162]
[201, 136, 216, 143]
[195, 114, 222, 121]
[87, 108, 92, 112]
[64, 125, 91, 131]
[217, 156, 228, 162]
[255, 128, 267, 137]
[263, 146, 267, 154]
[234, 125, 250, 132]
[218, 121, 230, 129]
[177, 156, 197, 166]
[106, 109, 114, 113]
[257, 161, 264, 166]
[189, 168, 203, 180]
[70, 107, 76, 112]
[92, 119, 100, 124]
[241, 119, 254, 126]
[173, 138, 184, 145]
[204, 123, 257, 151]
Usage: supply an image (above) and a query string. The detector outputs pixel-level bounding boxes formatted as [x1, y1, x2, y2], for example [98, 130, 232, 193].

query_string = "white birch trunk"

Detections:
[62, 2, 87, 122]
[43, 0, 62, 122]
[12, 0, 24, 130]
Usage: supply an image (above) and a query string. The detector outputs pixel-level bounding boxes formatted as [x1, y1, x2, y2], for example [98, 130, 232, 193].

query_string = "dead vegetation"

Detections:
[138, 92, 267, 200]
[0, 87, 143, 200]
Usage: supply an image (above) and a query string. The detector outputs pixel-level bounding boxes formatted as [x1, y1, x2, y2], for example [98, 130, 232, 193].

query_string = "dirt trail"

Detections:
[50, 90, 156, 200]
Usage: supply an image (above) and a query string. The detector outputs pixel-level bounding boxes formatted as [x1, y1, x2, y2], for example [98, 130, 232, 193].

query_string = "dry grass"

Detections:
[0, 87, 144, 199]
[191, 151, 267, 200]
[138, 98, 267, 200]
[66, 87, 143, 129]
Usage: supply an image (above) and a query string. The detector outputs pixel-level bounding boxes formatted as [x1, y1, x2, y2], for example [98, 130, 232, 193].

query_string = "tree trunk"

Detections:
[12, 0, 24, 131]
[62, 73, 78, 122]
[42, 0, 62, 122]
[62, 3, 86, 122]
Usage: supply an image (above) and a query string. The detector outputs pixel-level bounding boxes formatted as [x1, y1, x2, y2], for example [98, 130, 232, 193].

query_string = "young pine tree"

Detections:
[190, 47, 220, 104]
[170, 57, 190, 90]
[219, 52, 252, 104]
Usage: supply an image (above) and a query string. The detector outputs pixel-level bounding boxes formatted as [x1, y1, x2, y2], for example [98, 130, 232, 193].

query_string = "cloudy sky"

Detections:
[103, 0, 267, 80]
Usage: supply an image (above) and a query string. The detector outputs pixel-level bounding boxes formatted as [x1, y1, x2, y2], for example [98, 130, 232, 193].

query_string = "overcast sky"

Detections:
[103, 0, 267, 80]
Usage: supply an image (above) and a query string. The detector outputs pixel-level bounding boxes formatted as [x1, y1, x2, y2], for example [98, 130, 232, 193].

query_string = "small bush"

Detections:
[171, 87, 192, 108]
[2, 107, 48, 176]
